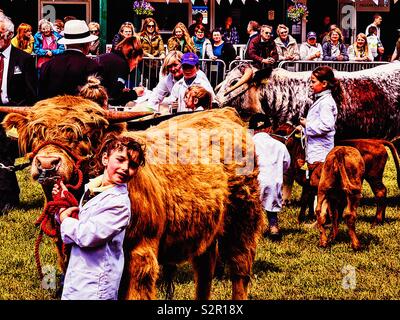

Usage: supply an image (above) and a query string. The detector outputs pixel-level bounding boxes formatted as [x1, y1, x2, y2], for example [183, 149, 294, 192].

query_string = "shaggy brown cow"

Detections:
[0, 97, 265, 300]
[315, 146, 365, 251]
[272, 124, 400, 225]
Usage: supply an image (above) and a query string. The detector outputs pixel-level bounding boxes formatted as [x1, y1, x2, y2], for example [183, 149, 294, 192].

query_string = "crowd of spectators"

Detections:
[1, 10, 399, 115]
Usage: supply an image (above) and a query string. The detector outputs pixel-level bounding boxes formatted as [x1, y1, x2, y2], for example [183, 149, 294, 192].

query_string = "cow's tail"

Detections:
[336, 148, 361, 196]
[381, 140, 400, 189]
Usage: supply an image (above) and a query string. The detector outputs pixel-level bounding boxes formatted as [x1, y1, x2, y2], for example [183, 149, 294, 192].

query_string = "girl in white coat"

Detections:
[296, 66, 340, 166]
[295, 66, 341, 193]
[53, 134, 145, 300]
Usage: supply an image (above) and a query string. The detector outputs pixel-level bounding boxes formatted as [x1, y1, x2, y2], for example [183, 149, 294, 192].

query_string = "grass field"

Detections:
[1, 151, 399, 300]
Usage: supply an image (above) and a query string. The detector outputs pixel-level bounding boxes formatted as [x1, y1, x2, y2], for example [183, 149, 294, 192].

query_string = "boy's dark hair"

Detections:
[248, 113, 271, 130]
[91, 134, 146, 176]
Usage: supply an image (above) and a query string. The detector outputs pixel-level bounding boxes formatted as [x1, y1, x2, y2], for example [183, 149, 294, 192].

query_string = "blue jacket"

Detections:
[322, 41, 349, 61]
[33, 31, 65, 57]
[60, 182, 131, 300]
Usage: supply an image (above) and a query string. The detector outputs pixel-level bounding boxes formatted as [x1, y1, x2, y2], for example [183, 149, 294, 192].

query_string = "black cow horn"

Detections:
[224, 66, 254, 97]
[0, 107, 30, 116]
[105, 110, 154, 123]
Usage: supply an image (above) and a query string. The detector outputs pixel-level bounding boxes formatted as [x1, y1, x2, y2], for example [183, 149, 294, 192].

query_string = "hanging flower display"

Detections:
[133, 0, 155, 16]
[287, 0, 309, 23]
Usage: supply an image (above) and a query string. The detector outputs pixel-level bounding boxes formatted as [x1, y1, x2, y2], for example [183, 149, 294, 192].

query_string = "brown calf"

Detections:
[272, 124, 400, 225]
[315, 146, 365, 251]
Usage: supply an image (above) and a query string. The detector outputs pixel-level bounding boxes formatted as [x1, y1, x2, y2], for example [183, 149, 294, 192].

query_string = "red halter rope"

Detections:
[30, 141, 88, 280]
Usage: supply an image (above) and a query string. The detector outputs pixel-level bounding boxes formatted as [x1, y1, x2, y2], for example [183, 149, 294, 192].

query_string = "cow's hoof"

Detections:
[351, 243, 361, 251]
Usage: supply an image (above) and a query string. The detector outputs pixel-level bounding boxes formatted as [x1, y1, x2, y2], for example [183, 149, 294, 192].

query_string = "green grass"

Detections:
[1, 152, 400, 300]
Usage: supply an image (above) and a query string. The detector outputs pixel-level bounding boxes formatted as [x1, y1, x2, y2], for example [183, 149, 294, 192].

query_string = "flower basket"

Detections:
[287, 1, 309, 23]
[133, 0, 155, 16]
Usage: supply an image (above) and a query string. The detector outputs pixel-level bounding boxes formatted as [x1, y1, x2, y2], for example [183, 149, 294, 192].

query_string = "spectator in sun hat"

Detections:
[38, 19, 103, 99]
[163, 51, 215, 113]
[300, 31, 323, 61]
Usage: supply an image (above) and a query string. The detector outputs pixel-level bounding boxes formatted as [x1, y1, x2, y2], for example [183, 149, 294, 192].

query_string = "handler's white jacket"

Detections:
[253, 132, 291, 212]
[304, 89, 337, 164]
[60, 181, 131, 300]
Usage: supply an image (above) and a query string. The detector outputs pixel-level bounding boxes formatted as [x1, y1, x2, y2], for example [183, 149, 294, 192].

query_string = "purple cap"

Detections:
[307, 31, 317, 39]
[181, 52, 199, 66]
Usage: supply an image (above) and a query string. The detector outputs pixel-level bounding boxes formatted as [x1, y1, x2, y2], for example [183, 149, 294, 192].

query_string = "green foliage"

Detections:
[1, 151, 399, 300]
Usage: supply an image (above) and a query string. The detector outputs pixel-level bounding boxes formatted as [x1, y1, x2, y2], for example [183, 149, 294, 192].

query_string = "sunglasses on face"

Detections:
[262, 31, 271, 35]
[147, 24, 155, 28]
[90, 30, 99, 34]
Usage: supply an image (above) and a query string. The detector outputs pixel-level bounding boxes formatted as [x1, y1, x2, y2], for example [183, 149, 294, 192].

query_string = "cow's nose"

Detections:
[36, 156, 61, 171]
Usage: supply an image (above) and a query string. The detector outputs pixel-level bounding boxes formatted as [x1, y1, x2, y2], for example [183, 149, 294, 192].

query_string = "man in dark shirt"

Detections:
[246, 24, 278, 70]
[39, 20, 102, 99]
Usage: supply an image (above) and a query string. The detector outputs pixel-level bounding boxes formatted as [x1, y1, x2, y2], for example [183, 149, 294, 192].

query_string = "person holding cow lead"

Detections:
[250, 113, 291, 240]
[295, 66, 340, 190]
[52, 134, 145, 300]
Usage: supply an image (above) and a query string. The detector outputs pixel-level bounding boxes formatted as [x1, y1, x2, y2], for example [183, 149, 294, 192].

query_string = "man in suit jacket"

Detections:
[38, 20, 102, 99]
[0, 15, 37, 106]
[0, 14, 36, 214]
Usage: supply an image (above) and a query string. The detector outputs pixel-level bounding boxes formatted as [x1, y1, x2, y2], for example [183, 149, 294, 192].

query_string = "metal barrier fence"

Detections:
[127, 57, 226, 90]
[277, 60, 389, 72]
[233, 44, 247, 60]
[228, 59, 253, 72]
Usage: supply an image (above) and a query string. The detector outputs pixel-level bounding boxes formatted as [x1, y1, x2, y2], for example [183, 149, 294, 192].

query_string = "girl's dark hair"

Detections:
[91, 134, 146, 177]
[312, 66, 343, 105]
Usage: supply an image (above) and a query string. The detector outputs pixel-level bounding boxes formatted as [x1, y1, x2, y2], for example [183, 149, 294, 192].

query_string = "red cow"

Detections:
[315, 146, 365, 250]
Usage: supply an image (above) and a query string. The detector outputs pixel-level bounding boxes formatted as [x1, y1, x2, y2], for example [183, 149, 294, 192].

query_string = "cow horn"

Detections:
[105, 110, 154, 123]
[224, 67, 254, 97]
[0, 107, 30, 116]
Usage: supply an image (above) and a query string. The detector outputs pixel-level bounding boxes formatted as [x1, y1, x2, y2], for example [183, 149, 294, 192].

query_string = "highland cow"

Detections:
[0, 98, 265, 300]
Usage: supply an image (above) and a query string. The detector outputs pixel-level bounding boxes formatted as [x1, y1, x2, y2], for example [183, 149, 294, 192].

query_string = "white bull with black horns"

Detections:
[215, 62, 400, 141]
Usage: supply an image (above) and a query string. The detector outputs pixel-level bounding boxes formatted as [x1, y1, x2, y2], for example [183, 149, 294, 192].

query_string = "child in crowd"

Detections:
[53, 134, 145, 300]
[183, 85, 212, 111]
[249, 113, 291, 240]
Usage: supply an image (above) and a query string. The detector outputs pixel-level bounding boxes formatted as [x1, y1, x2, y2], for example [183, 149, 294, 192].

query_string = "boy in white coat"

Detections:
[250, 114, 291, 240]
[53, 134, 145, 300]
